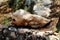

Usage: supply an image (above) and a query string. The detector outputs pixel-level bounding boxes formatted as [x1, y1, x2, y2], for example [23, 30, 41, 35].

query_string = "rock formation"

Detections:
[11, 9, 51, 28]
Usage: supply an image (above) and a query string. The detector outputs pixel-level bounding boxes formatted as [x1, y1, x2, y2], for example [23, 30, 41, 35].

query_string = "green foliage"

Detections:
[8, 0, 33, 12]
[9, 0, 24, 11]
[1, 17, 11, 26]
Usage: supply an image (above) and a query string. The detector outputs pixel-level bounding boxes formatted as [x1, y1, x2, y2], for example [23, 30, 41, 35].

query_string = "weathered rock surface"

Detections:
[33, 0, 53, 17]
[33, 3, 51, 17]
[33, 0, 52, 5]
[11, 9, 51, 28]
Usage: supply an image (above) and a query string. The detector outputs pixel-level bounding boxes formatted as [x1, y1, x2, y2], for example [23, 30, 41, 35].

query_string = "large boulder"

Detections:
[11, 9, 51, 28]
[33, 0, 53, 17]
[33, 3, 51, 17]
